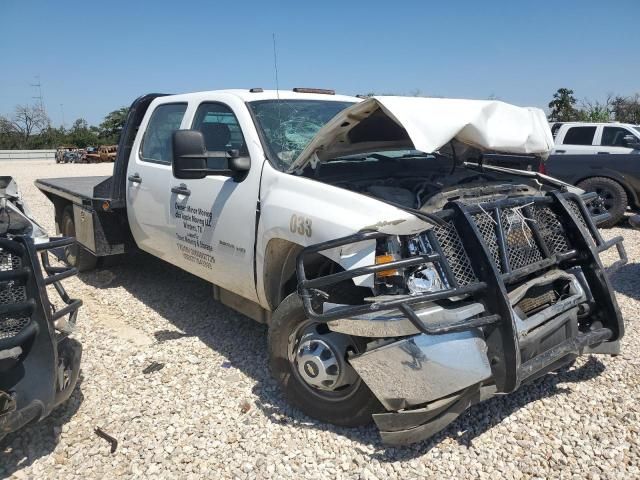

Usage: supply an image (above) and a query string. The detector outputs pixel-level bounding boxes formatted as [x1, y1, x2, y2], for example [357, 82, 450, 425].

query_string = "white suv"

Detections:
[551, 122, 640, 155]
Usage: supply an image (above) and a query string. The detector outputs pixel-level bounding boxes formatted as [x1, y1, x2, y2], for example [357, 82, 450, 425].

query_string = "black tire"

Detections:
[577, 177, 627, 228]
[268, 293, 382, 426]
[61, 206, 97, 271]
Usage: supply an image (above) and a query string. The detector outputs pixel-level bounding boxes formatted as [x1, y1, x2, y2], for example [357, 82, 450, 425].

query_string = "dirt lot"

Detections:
[1, 160, 639, 479]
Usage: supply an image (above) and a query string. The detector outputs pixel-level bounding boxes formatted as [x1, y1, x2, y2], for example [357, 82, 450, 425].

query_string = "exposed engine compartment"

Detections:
[309, 154, 547, 213]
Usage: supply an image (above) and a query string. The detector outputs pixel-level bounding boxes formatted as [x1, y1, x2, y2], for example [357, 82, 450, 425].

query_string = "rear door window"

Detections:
[601, 126, 639, 146]
[141, 103, 188, 164]
[562, 126, 596, 145]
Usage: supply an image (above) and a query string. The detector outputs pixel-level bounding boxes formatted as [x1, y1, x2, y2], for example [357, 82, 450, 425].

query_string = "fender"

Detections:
[255, 164, 430, 309]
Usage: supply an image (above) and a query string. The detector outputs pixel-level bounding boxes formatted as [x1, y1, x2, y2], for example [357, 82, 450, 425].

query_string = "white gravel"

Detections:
[1, 159, 639, 479]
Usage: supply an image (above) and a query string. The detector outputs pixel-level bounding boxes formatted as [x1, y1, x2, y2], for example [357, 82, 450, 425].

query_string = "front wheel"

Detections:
[268, 293, 382, 426]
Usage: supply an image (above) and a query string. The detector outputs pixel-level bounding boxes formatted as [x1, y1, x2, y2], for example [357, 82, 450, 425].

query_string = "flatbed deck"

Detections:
[35, 176, 112, 206]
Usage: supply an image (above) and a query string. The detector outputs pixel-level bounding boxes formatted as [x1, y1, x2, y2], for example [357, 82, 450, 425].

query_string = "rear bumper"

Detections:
[297, 191, 626, 445]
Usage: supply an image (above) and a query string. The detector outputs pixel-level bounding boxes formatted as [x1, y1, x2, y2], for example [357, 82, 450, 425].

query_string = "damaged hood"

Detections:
[287, 96, 554, 173]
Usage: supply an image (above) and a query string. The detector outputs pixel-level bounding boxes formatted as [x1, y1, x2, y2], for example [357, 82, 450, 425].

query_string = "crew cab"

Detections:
[34, 89, 626, 445]
[551, 122, 640, 155]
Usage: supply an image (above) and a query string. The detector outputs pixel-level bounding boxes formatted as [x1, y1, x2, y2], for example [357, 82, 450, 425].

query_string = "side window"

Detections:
[192, 102, 247, 155]
[562, 126, 596, 145]
[601, 126, 639, 147]
[140, 103, 187, 164]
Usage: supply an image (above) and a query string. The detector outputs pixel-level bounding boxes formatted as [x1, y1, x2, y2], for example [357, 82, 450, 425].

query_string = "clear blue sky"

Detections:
[1, 0, 638, 127]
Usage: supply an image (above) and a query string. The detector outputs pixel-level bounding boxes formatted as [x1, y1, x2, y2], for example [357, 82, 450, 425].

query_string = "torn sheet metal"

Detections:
[288, 96, 554, 173]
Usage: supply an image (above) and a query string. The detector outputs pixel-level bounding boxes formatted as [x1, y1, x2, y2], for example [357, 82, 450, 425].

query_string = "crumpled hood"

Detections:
[287, 96, 554, 173]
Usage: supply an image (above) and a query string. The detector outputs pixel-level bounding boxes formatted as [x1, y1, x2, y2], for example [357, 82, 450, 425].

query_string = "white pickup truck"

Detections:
[35, 89, 626, 444]
[551, 121, 640, 155]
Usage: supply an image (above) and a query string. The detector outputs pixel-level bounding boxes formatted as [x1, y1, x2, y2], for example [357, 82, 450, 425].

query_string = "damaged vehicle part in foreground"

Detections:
[288, 97, 626, 445]
[0, 177, 82, 440]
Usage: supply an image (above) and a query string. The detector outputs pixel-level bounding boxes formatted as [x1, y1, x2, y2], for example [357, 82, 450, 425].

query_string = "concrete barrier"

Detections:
[0, 150, 56, 161]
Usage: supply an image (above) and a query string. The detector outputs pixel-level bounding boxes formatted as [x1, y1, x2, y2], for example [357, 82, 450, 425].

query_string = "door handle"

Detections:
[128, 173, 142, 183]
[597, 152, 610, 154]
[171, 184, 191, 196]
[555, 150, 566, 154]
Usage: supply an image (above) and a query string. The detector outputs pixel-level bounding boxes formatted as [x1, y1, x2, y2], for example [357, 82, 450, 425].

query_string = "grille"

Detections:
[500, 209, 544, 270]
[533, 206, 571, 254]
[515, 287, 559, 316]
[432, 220, 477, 286]
[430, 199, 592, 284]
[0, 246, 29, 340]
[567, 200, 597, 244]
[0, 284, 26, 304]
[0, 252, 21, 271]
[473, 212, 503, 272]
[0, 316, 29, 340]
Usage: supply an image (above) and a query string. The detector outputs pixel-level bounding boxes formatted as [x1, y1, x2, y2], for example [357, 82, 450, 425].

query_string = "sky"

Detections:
[1, 0, 639, 127]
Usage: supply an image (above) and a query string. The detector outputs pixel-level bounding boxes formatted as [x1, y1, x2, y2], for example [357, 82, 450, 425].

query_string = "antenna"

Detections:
[272, 33, 284, 153]
[272, 33, 280, 99]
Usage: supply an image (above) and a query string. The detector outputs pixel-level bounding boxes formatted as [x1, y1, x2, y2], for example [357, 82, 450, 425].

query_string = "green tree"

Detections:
[611, 94, 640, 123]
[68, 118, 99, 148]
[548, 88, 578, 121]
[99, 107, 129, 144]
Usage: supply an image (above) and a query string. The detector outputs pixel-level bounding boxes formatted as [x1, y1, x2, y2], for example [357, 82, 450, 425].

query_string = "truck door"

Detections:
[553, 125, 597, 155]
[168, 100, 261, 302]
[599, 126, 640, 154]
[126, 102, 188, 257]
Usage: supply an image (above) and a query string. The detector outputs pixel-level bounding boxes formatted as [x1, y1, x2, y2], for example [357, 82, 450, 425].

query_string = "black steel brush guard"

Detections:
[0, 235, 82, 436]
[296, 191, 626, 392]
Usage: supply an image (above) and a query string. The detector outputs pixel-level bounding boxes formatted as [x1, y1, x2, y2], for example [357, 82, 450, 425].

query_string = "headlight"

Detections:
[407, 264, 444, 294]
[375, 234, 447, 296]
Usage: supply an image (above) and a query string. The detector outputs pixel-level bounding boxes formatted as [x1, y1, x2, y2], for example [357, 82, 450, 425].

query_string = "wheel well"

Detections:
[263, 238, 349, 311]
[576, 175, 637, 208]
[45, 194, 72, 235]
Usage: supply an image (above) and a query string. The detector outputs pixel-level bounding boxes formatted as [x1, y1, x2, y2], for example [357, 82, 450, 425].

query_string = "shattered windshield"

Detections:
[249, 100, 354, 169]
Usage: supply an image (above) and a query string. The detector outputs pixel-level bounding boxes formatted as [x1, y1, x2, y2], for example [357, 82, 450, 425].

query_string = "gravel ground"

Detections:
[1, 159, 639, 479]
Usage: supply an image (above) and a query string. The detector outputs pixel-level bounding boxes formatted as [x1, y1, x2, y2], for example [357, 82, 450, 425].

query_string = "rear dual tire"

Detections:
[60, 206, 97, 272]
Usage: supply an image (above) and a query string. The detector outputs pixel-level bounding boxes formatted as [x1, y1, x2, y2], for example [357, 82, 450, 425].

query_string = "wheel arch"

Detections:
[575, 174, 638, 208]
[262, 238, 344, 312]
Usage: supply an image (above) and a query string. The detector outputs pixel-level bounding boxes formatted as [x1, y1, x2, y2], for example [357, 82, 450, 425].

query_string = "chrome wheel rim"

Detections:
[288, 320, 361, 401]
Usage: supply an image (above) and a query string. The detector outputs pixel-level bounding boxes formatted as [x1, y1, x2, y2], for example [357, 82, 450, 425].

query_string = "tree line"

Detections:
[548, 88, 640, 123]
[0, 106, 129, 149]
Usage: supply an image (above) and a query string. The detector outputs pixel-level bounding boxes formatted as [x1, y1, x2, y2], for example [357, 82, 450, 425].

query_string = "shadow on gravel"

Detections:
[0, 375, 85, 478]
[76, 252, 609, 460]
[78, 251, 269, 385]
[610, 262, 640, 300]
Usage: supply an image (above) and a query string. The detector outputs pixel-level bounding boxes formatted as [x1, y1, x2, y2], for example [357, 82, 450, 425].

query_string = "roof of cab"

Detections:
[158, 89, 359, 103]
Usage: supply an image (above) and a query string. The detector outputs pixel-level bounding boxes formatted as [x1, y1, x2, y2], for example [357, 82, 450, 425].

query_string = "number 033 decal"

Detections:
[290, 214, 312, 238]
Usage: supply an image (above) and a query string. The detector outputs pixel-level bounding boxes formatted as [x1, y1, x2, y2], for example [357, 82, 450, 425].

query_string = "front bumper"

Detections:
[297, 191, 625, 444]
[0, 235, 82, 438]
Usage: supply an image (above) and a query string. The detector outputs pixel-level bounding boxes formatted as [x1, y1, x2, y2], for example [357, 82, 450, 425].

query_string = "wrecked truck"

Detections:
[0, 177, 82, 440]
[34, 89, 626, 444]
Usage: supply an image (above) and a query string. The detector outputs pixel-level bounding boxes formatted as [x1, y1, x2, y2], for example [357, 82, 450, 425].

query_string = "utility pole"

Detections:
[30, 75, 46, 114]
